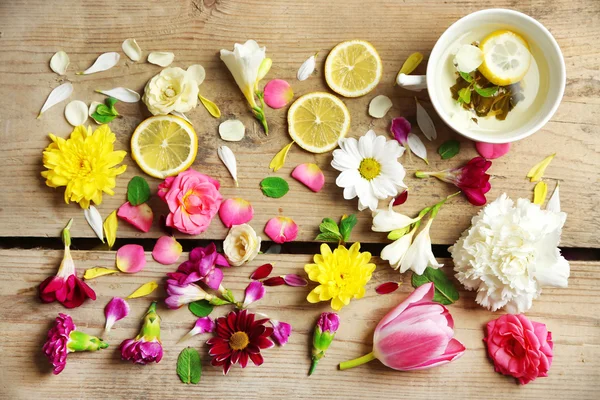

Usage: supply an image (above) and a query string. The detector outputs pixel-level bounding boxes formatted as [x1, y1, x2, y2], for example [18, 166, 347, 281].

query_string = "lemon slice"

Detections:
[325, 40, 383, 97]
[478, 30, 531, 86]
[288, 92, 351, 153]
[131, 115, 198, 179]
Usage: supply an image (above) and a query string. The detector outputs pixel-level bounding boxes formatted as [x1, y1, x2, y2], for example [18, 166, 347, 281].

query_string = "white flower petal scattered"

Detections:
[122, 38, 142, 62]
[416, 98, 437, 140]
[50, 51, 70, 75]
[64, 100, 88, 126]
[219, 119, 245, 142]
[142, 67, 198, 114]
[88, 101, 103, 123]
[332, 130, 406, 211]
[450, 193, 569, 314]
[84, 205, 104, 243]
[147, 51, 174, 67]
[368, 95, 393, 118]
[217, 145, 238, 186]
[453, 44, 483, 73]
[79, 52, 120, 75]
[187, 64, 206, 86]
[96, 87, 140, 103]
[546, 182, 561, 213]
[38, 82, 73, 118]
[407, 132, 428, 163]
[297, 54, 316, 81]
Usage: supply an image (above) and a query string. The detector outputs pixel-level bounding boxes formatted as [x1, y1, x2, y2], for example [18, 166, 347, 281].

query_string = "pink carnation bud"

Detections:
[263, 276, 286, 286]
[120, 302, 163, 365]
[104, 297, 130, 332]
[218, 198, 254, 228]
[264, 216, 298, 244]
[242, 281, 266, 308]
[270, 320, 292, 346]
[116, 244, 146, 273]
[475, 141, 510, 159]
[392, 189, 408, 206]
[292, 163, 325, 192]
[152, 236, 182, 265]
[375, 282, 400, 295]
[390, 117, 411, 145]
[250, 263, 273, 280]
[283, 274, 308, 287]
[178, 316, 215, 343]
[263, 79, 294, 109]
[117, 202, 153, 232]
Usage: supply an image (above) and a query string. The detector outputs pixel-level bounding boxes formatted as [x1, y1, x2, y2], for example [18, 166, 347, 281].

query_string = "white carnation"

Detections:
[449, 193, 569, 314]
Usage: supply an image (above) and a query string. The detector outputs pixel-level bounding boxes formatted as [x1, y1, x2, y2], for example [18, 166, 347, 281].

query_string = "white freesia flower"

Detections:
[450, 193, 569, 314]
[143, 66, 201, 115]
[400, 219, 443, 274]
[380, 228, 416, 270]
[223, 223, 262, 266]
[372, 200, 419, 232]
[332, 130, 406, 211]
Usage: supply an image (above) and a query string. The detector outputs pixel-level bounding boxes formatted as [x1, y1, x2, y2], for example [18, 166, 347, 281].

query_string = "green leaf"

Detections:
[458, 71, 473, 83]
[438, 140, 461, 160]
[319, 217, 340, 235]
[260, 177, 289, 198]
[94, 105, 114, 116]
[127, 176, 151, 206]
[458, 87, 471, 104]
[315, 232, 342, 242]
[91, 112, 117, 124]
[188, 299, 214, 317]
[411, 267, 459, 305]
[177, 347, 202, 384]
[474, 86, 499, 97]
[339, 214, 357, 242]
[105, 97, 118, 110]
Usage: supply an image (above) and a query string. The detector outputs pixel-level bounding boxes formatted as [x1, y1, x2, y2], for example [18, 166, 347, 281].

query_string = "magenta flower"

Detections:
[416, 157, 492, 206]
[242, 281, 266, 308]
[339, 283, 465, 371]
[178, 317, 216, 343]
[270, 320, 292, 346]
[169, 243, 229, 290]
[309, 312, 340, 375]
[43, 313, 108, 375]
[390, 117, 411, 145]
[165, 279, 213, 309]
[120, 302, 163, 365]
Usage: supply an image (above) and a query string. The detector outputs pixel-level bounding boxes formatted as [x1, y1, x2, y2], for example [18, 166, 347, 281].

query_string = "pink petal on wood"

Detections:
[475, 142, 510, 159]
[263, 276, 286, 286]
[117, 202, 154, 232]
[263, 79, 294, 109]
[242, 281, 266, 308]
[264, 216, 298, 244]
[104, 297, 130, 332]
[116, 244, 146, 273]
[291, 163, 325, 192]
[270, 320, 292, 346]
[283, 274, 308, 287]
[218, 198, 254, 228]
[152, 236, 182, 265]
[250, 264, 273, 280]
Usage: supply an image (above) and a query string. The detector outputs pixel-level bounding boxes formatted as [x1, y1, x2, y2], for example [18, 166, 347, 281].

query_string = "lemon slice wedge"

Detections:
[478, 30, 531, 86]
[131, 115, 198, 179]
[325, 40, 383, 97]
[288, 92, 351, 153]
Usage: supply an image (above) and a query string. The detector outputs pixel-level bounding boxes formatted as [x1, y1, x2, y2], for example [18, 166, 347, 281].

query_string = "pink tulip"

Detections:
[339, 283, 465, 371]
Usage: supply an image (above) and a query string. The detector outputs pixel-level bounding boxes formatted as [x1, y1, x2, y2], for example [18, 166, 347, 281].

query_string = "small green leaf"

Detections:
[127, 176, 151, 206]
[339, 214, 357, 242]
[474, 86, 499, 97]
[177, 347, 202, 384]
[91, 112, 117, 124]
[438, 140, 461, 160]
[260, 177, 289, 198]
[319, 217, 340, 235]
[188, 299, 214, 317]
[105, 97, 118, 110]
[94, 105, 114, 116]
[458, 71, 473, 83]
[411, 267, 459, 305]
[458, 87, 471, 104]
[315, 232, 342, 242]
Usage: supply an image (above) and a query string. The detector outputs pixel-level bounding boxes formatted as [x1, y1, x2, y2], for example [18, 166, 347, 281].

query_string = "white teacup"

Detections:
[397, 8, 566, 144]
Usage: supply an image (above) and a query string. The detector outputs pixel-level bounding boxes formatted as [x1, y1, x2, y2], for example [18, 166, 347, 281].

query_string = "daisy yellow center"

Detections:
[229, 331, 250, 351]
[359, 158, 381, 180]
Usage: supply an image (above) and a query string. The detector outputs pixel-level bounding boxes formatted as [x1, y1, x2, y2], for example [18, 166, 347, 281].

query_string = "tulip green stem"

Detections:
[339, 352, 376, 370]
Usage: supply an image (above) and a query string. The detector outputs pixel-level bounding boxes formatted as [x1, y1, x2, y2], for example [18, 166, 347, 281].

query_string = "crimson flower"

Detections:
[416, 157, 492, 206]
[207, 309, 274, 374]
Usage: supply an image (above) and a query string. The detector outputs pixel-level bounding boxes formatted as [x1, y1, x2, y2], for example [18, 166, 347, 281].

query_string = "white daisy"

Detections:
[331, 130, 406, 211]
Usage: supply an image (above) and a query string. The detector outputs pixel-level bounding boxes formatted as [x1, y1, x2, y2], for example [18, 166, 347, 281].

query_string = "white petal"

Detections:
[217, 145, 238, 186]
[297, 55, 316, 81]
[368, 95, 393, 118]
[89, 101, 103, 123]
[381, 232, 414, 269]
[546, 183, 561, 213]
[343, 185, 357, 200]
[96, 87, 140, 103]
[122, 38, 142, 62]
[79, 52, 120, 75]
[372, 204, 419, 232]
[64, 100, 88, 126]
[536, 252, 570, 287]
[416, 98, 437, 140]
[187, 64, 206, 85]
[332, 151, 360, 170]
[453, 44, 483, 73]
[50, 51, 69, 75]
[336, 169, 361, 188]
[358, 131, 375, 158]
[84, 205, 104, 243]
[38, 82, 73, 118]
[147, 52, 175, 67]
[407, 133, 428, 163]
[219, 119, 245, 142]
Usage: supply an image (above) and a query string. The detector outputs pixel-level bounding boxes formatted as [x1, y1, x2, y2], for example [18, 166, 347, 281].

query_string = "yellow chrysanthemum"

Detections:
[41, 125, 127, 208]
[305, 242, 376, 311]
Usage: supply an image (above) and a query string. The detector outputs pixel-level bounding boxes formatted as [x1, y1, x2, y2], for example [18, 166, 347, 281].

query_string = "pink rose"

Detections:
[483, 314, 553, 385]
[158, 169, 222, 235]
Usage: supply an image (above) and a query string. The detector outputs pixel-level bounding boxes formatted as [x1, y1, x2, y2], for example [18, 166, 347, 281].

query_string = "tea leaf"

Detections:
[177, 347, 202, 384]
[127, 176, 151, 206]
[458, 71, 473, 83]
[188, 300, 214, 317]
[315, 232, 342, 242]
[411, 267, 459, 305]
[260, 177, 289, 198]
[438, 140, 461, 160]
[474, 86, 499, 97]
[458, 87, 471, 104]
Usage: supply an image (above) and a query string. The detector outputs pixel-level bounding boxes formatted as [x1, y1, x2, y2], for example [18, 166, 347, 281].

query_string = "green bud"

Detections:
[68, 331, 108, 352]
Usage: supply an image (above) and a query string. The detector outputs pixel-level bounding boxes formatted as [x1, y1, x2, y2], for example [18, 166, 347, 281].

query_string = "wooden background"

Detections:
[0, 0, 599, 399]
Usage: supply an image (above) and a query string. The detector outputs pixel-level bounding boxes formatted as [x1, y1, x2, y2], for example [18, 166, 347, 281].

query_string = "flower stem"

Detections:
[308, 358, 319, 376]
[339, 352, 376, 370]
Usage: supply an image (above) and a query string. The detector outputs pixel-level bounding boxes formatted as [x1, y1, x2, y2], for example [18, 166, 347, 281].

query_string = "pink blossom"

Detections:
[117, 202, 154, 232]
[263, 79, 294, 109]
[264, 216, 298, 244]
[158, 169, 222, 235]
[291, 163, 325, 192]
[165, 279, 211, 309]
[270, 320, 292, 346]
[484, 314, 553, 385]
[104, 297, 130, 332]
[120, 302, 163, 365]
[218, 198, 254, 228]
[178, 317, 216, 343]
[167, 243, 229, 290]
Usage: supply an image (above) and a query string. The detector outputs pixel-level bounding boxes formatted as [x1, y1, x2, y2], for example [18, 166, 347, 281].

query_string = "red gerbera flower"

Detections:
[207, 309, 274, 374]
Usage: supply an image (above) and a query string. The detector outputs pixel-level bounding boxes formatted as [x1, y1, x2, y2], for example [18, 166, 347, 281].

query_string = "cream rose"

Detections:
[142, 65, 204, 115]
[223, 223, 261, 266]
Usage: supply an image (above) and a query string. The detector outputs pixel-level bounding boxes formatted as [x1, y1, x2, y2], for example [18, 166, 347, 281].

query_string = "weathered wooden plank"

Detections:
[0, 0, 598, 246]
[0, 250, 598, 399]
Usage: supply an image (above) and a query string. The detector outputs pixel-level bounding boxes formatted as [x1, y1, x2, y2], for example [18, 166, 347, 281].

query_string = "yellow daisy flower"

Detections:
[305, 242, 376, 311]
[41, 125, 127, 208]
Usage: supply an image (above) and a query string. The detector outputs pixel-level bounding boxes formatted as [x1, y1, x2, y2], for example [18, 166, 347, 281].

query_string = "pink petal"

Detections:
[390, 117, 411, 145]
[392, 189, 409, 206]
[243, 281, 266, 308]
[376, 283, 435, 331]
[264, 216, 298, 244]
[104, 297, 130, 332]
[250, 264, 273, 280]
[475, 142, 510, 159]
[179, 317, 215, 343]
[116, 244, 146, 273]
[283, 274, 308, 287]
[263, 79, 294, 109]
[291, 163, 325, 192]
[376, 282, 400, 295]
[218, 198, 254, 228]
[263, 276, 286, 286]
[270, 320, 292, 346]
[152, 236, 182, 265]
[117, 202, 154, 232]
